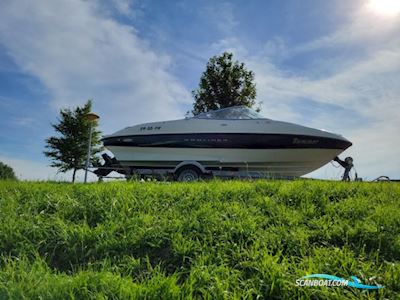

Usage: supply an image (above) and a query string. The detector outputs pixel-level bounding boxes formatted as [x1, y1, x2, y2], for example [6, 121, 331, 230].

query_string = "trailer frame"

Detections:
[93, 154, 293, 182]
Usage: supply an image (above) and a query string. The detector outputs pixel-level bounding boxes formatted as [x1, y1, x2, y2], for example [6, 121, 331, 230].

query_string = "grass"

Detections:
[0, 180, 399, 299]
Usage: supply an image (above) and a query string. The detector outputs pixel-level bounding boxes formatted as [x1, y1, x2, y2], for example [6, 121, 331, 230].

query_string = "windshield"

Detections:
[193, 106, 265, 120]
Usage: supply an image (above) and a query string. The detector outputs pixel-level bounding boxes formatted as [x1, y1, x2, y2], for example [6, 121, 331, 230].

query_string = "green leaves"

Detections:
[192, 52, 258, 115]
[0, 161, 17, 180]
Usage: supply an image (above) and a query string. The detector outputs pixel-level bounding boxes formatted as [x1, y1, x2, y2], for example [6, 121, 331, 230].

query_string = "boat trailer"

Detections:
[93, 154, 398, 182]
[92, 153, 295, 182]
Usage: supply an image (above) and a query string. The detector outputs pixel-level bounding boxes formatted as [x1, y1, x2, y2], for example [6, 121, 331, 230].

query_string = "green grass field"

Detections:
[0, 180, 399, 299]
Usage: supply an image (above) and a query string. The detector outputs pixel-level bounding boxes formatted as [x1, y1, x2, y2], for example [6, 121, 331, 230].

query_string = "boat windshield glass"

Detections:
[194, 106, 265, 120]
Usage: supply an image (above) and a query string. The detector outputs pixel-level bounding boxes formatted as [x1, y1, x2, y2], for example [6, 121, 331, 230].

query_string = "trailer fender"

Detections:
[174, 161, 207, 175]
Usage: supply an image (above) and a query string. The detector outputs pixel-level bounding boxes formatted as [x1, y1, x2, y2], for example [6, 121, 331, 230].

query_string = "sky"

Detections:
[0, 0, 399, 181]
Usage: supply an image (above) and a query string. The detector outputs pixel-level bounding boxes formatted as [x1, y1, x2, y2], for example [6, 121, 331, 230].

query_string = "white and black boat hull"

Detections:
[105, 146, 344, 177]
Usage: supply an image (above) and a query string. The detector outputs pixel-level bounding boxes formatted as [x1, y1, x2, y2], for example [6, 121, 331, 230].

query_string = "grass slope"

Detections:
[0, 180, 399, 299]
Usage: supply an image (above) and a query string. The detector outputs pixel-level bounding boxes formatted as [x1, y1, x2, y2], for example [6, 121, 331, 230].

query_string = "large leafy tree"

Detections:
[0, 161, 17, 180]
[191, 52, 258, 115]
[44, 100, 102, 183]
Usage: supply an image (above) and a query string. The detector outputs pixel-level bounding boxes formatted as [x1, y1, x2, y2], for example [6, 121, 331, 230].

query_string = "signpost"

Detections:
[84, 112, 100, 183]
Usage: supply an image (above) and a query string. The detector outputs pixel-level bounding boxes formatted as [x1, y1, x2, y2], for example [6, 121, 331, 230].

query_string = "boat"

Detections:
[100, 106, 352, 180]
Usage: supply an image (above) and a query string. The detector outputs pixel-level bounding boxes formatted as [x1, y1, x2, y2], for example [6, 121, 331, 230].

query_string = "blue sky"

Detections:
[0, 0, 399, 181]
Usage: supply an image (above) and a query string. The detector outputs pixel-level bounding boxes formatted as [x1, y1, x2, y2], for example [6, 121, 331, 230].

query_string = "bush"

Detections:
[0, 161, 17, 180]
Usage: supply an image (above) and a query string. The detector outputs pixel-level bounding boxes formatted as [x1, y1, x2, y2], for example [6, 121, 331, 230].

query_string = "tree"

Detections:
[0, 161, 17, 180]
[44, 100, 102, 183]
[191, 52, 258, 115]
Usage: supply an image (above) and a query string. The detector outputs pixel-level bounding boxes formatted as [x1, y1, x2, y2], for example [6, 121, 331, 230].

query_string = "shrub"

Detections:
[0, 161, 17, 180]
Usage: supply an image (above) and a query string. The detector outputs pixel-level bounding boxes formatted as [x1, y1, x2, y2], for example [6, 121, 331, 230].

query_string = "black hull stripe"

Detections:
[103, 133, 352, 150]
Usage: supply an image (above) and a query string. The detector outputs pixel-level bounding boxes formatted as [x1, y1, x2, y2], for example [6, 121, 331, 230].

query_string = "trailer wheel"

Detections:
[176, 166, 201, 182]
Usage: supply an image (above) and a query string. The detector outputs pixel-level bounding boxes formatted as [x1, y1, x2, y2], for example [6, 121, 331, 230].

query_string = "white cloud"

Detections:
[248, 47, 400, 122]
[200, 2, 238, 35]
[294, 3, 400, 54]
[110, 0, 135, 17]
[0, 0, 192, 134]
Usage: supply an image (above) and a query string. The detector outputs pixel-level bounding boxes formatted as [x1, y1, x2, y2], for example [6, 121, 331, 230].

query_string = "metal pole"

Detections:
[84, 121, 93, 183]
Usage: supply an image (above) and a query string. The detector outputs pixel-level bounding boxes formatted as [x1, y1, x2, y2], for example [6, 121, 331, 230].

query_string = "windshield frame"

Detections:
[192, 106, 266, 120]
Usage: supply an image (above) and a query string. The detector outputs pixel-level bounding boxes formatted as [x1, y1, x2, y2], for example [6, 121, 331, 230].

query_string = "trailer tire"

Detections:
[176, 166, 202, 182]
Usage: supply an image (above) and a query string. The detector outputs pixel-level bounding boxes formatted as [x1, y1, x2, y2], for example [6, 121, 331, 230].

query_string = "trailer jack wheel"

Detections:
[176, 166, 201, 182]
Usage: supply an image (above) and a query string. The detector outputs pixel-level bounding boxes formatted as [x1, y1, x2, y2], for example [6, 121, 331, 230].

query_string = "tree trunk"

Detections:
[72, 168, 77, 183]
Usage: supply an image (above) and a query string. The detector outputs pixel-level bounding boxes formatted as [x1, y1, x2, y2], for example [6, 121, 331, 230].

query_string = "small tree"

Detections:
[44, 100, 102, 183]
[0, 161, 17, 180]
[192, 52, 258, 115]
